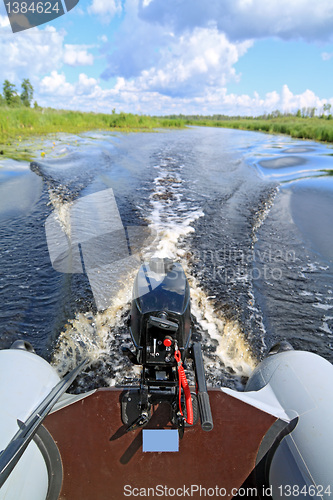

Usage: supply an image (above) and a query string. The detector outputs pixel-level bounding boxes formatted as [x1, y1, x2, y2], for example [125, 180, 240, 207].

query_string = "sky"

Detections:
[1, 0, 333, 116]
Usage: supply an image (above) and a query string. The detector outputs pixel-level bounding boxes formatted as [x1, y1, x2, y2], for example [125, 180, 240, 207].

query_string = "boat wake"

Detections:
[50, 147, 257, 392]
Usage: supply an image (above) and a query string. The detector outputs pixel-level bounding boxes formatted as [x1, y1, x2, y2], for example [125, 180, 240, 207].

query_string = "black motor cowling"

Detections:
[122, 259, 213, 433]
[129, 259, 191, 368]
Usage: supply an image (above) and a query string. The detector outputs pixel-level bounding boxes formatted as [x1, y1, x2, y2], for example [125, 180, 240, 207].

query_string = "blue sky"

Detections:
[1, 0, 333, 116]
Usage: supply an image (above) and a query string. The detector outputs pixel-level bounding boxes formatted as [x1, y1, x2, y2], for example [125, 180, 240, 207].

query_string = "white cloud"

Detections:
[280, 84, 325, 113]
[88, 0, 122, 21]
[131, 28, 252, 97]
[322, 52, 333, 61]
[40, 70, 75, 96]
[0, 14, 10, 28]
[102, 1, 253, 98]
[39, 71, 99, 98]
[63, 44, 94, 66]
[36, 68, 331, 117]
[92, 0, 333, 116]
[30, 0, 332, 117]
[102, 0, 173, 79]
[0, 25, 65, 84]
[76, 73, 98, 94]
[2, 0, 331, 119]
[139, 0, 333, 43]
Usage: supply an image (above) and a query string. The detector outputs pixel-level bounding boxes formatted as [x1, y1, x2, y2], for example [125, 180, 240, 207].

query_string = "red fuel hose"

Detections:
[174, 349, 193, 425]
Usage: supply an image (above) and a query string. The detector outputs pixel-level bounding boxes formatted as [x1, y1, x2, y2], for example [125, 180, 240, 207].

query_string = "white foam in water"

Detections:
[47, 189, 73, 239]
[320, 320, 333, 335]
[252, 187, 278, 242]
[189, 281, 255, 376]
[320, 316, 333, 335]
[313, 303, 333, 311]
[51, 154, 256, 386]
[52, 277, 140, 382]
[143, 168, 204, 260]
[142, 161, 256, 378]
[299, 290, 313, 297]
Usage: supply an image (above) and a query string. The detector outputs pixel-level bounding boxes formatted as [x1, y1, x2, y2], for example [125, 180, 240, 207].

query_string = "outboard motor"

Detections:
[130, 259, 191, 379]
[122, 259, 213, 434]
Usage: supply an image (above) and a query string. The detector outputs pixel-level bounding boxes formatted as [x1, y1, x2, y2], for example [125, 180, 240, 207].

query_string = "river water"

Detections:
[0, 127, 332, 390]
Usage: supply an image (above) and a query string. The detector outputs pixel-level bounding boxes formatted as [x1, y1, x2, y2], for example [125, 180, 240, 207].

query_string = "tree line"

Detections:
[166, 104, 333, 122]
[0, 79, 35, 108]
[263, 105, 332, 120]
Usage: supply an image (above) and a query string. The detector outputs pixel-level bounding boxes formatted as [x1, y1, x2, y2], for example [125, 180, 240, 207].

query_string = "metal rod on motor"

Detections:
[0, 358, 88, 489]
[192, 342, 214, 432]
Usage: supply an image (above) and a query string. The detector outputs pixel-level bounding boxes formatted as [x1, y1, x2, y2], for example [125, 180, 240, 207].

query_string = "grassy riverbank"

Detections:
[0, 107, 185, 160]
[2, 107, 333, 161]
[180, 115, 333, 143]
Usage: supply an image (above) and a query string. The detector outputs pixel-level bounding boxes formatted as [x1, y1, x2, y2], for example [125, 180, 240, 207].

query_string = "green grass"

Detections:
[181, 116, 333, 143]
[2, 107, 333, 162]
[0, 107, 186, 160]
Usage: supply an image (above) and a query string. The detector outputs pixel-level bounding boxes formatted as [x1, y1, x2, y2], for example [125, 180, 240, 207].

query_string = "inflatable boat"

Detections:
[0, 259, 332, 499]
